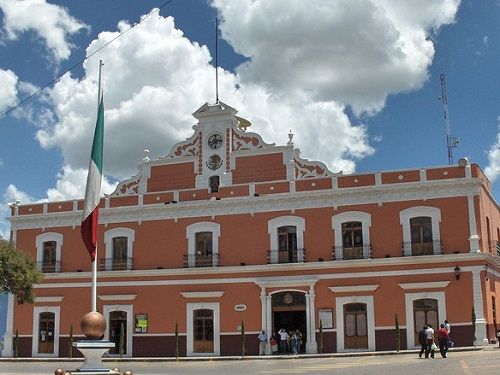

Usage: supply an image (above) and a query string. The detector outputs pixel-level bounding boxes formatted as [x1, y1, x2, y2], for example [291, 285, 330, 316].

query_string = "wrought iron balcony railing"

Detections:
[267, 248, 305, 264]
[36, 260, 61, 273]
[489, 240, 500, 256]
[183, 253, 219, 268]
[99, 257, 134, 271]
[402, 240, 442, 256]
[332, 244, 372, 260]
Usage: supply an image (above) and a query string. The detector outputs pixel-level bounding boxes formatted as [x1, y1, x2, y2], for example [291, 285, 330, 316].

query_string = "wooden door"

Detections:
[413, 299, 438, 345]
[38, 312, 55, 354]
[344, 303, 368, 349]
[109, 310, 128, 354]
[193, 309, 214, 353]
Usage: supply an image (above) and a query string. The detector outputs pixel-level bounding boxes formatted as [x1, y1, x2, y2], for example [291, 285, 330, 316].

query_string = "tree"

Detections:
[0, 239, 43, 304]
[395, 314, 400, 352]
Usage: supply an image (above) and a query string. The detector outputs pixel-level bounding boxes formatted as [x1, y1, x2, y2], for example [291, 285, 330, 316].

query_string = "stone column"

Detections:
[472, 268, 489, 345]
[305, 286, 318, 353]
[467, 194, 480, 253]
[266, 295, 272, 355]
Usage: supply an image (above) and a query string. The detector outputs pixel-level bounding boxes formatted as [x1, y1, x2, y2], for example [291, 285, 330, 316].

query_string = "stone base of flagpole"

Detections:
[58, 311, 124, 375]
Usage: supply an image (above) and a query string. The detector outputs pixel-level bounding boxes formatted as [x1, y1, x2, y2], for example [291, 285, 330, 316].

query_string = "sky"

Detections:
[0, 1, 500, 239]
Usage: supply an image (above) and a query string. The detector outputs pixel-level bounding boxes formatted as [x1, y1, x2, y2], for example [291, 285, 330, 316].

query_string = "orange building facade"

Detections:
[2, 101, 500, 358]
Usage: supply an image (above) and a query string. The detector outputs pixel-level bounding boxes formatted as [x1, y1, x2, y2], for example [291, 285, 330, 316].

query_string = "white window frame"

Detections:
[335, 295, 375, 352]
[104, 228, 135, 270]
[186, 302, 220, 356]
[331, 211, 371, 260]
[32, 306, 60, 357]
[404, 291, 446, 349]
[103, 304, 133, 357]
[35, 232, 63, 268]
[186, 222, 220, 267]
[400, 206, 441, 255]
[268, 216, 305, 263]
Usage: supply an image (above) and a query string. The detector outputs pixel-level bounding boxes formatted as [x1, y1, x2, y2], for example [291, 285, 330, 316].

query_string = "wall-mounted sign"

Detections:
[234, 304, 247, 312]
[318, 309, 333, 329]
[135, 313, 148, 333]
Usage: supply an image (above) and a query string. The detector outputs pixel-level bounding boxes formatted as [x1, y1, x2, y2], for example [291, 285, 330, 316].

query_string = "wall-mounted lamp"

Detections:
[454, 266, 461, 280]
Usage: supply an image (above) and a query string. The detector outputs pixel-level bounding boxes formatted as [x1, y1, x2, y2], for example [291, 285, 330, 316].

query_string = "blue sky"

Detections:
[0, 0, 500, 333]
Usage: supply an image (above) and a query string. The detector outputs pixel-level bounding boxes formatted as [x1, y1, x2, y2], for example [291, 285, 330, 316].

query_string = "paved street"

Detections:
[0, 349, 499, 375]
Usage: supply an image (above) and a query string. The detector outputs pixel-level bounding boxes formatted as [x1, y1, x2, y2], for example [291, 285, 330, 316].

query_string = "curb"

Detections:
[0, 346, 492, 362]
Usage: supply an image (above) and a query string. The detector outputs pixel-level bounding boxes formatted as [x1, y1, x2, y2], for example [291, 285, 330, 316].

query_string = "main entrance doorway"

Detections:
[272, 292, 307, 353]
[413, 298, 438, 345]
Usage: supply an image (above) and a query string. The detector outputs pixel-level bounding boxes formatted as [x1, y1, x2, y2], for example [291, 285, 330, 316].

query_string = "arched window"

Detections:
[268, 216, 305, 264]
[186, 222, 220, 267]
[104, 228, 135, 271]
[332, 212, 371, 260]
[400, 207, 441, 256]
[35, 233, 63, 273]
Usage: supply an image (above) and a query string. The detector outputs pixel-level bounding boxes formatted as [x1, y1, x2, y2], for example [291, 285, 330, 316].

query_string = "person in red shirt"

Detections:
[437, 323, 449, 358]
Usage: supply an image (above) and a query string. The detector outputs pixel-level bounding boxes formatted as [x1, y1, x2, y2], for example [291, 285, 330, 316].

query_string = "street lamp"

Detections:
[454, 266, 461, 280]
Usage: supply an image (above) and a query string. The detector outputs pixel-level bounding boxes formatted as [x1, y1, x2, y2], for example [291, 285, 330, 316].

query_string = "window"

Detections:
[209, 176, 220, 193]
[186, 222, 220, 267]
[268, 216, 305, 264]
[36, 233, 62, 273]
[104, 228, 134, 271]
[332, 212, 371, 260]
[400, 207, 441, 256]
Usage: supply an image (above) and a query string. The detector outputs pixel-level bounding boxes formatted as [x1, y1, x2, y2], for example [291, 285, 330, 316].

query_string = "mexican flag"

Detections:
[81, 98, 104, 262]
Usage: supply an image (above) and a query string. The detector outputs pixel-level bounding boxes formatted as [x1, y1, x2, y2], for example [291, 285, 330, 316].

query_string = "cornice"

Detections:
[37, 252, 492, 282]
[9, 177, 481, 230]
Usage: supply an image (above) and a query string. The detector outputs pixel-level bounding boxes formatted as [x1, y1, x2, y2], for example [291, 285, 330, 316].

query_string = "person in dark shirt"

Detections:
[418, 325, 428, 358]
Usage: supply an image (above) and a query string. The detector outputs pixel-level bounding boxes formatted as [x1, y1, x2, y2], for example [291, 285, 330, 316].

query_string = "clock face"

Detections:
[206, 154, 223, 170]
[208, 133, 223, 149]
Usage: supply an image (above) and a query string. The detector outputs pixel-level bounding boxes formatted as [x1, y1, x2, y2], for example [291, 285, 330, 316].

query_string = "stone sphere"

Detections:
[54, 369, 64, 375]
[81, 311, 106, 339]
[123, 371, 133, 375]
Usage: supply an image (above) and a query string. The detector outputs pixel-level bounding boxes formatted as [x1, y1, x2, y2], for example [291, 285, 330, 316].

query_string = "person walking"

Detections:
[290, 331, 298, 355]
[258, 330, 268, 356]
[278, 328, 289, 354]
[444, 320, 451, 334]
[437, 324, 449, 358]
[418, 325, 428, 358]
[425, 324, 435, 359]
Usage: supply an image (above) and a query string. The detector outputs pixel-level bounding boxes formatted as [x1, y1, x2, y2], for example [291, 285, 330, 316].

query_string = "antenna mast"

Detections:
[439, 73, 459, 165]
[215, 17, 219, 103]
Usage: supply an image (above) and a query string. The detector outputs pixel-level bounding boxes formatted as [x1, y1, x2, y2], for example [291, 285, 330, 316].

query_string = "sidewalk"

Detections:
[0, 345, 496, 362]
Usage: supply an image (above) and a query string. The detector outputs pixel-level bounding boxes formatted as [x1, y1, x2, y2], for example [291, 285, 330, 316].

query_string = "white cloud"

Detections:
[0, 0, 87, 61]
[212, 0, 460, 115]
[0, 68, 18, 113]
[37, 10, 372, 191]
[485, 122, 500, 182]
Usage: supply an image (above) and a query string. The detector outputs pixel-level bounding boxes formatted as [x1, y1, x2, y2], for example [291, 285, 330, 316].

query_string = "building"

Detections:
[2, 101, 499, 358]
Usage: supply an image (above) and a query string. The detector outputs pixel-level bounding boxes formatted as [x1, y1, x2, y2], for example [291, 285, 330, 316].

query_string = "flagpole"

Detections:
[91, 60, 103, 313]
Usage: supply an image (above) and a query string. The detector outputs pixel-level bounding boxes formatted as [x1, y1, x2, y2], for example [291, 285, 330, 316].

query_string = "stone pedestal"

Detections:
[68, 340, 119, 375]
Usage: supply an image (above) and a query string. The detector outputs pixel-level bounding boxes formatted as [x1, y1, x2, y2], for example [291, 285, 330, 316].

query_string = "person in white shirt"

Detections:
[444, 320, 451, 334]
[425, 325, 435, 359]
[278, 328, 289, 354]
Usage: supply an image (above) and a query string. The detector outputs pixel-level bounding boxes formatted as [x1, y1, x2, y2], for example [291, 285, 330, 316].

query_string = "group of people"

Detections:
[418, 320, 453, 359]
[257, 329, 304, 355]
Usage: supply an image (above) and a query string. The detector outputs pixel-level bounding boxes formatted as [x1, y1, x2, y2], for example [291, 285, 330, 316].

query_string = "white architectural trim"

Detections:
[98, 294, 137, 301]
[186, 302, 220, 356]
[103, 304, 133, 357]
[398, 281, 450, 290]
[104, 227, 135, 261]
[335, 295, 375, 352]
[467, 194, 480, 252]
[256, 278, 317, 289]
[332, 211, 371, 259]
[268, 216, 305, 263]
[404, 291, 446, 349]
[180, 291, 225, 298]
[329, 285, 379, 293]
[35, 296, 64, 303]
[186, 222, 220, 267]
[32, 306, 60, 357]
[1, 294, 14, 357]
[400, 206, 442, 255]
[35, 232, 63, 264]
[471, 269, 488, 345]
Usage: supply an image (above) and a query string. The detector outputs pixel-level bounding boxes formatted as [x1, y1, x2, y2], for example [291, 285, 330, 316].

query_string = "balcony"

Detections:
[489, 241, 500, 256]
[36, 261, 61, 273]
[99, 257, 134, 271]
[402, 241, 442, 256]
[267, 248, 305, 264]
[333, 245, 372, 260]
[183, 253, 219, 268]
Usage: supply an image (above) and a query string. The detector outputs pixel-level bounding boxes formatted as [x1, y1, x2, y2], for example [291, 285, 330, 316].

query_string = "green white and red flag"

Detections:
[81, 98, 104, 262]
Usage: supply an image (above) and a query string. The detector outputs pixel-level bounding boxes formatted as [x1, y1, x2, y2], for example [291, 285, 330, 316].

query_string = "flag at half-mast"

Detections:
[81, 97, 104, 262]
